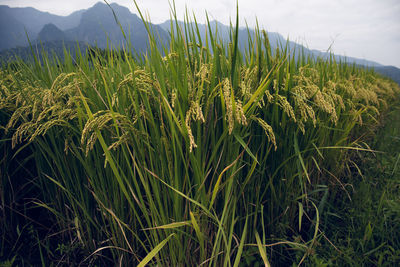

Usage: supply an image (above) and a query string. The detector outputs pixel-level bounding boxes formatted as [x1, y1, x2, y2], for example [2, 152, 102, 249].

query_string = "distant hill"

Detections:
[0, 5, 84, 49]
[0, 2, 168, 53]
[374, 66, 400, 85]
[0, 6, 34, 50]
[38, 24, 67, 43]
[0, 5, 84, 32]
[65, 2, 168, 51]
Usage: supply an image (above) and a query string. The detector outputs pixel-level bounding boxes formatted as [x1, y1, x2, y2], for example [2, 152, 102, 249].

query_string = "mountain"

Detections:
[0, 5, 85, 49]
[38, 24, 67, 43]
[0, 7, 33, 50]
[65, 2, 168, 51]
[0, 5, 84, 32]
[0, 2, 168, 52]
[374, 66, 400, 85]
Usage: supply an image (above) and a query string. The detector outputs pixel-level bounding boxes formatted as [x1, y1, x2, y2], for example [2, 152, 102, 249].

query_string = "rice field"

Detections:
[1, 5, 399, 266]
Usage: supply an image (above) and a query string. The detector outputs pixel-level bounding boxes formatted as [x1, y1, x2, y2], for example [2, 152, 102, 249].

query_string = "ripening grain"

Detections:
[1, 5, 399, 266]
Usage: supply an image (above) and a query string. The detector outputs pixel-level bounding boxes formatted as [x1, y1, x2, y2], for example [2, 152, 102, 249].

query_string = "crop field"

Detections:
[1, 6, 399, 266]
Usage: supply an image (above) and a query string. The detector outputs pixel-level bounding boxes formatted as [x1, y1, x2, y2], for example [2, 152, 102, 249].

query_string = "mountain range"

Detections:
[1, 2, 399, 84]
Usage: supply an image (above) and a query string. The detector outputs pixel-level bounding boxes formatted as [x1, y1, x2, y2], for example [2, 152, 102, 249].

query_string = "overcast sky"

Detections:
[1, 0, 399, 67]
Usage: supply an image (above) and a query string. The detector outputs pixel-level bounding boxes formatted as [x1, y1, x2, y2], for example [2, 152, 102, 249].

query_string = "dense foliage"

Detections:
[1, 6, 399, 266]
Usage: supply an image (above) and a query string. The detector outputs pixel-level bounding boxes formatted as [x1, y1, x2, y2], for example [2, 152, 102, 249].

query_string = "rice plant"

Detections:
[0, 2, 399, 265]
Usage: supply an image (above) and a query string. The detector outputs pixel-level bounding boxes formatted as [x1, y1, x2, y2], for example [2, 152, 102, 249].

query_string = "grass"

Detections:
[0, 2, 399, 265]
[309, 104, 400, 266]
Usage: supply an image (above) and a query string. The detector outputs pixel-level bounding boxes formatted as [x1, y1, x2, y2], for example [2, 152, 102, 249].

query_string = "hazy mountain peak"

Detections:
[93, 1, 106, 7]
[38, 23, 66, 42]
[91, 1, 131, 13]
[62, 1, 167, 51]
[81, 1, 139, 23]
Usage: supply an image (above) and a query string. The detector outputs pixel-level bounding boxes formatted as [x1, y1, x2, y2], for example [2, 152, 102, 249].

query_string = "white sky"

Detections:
[1, 0, 399, 67]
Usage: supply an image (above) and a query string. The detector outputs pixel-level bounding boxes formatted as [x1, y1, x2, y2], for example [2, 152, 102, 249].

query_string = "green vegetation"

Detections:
[1, 4, 399, 266]
[310, 105, 400, 266]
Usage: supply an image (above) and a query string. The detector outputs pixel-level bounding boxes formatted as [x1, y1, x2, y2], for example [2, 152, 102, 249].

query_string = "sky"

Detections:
[1, 0, 399, 67]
